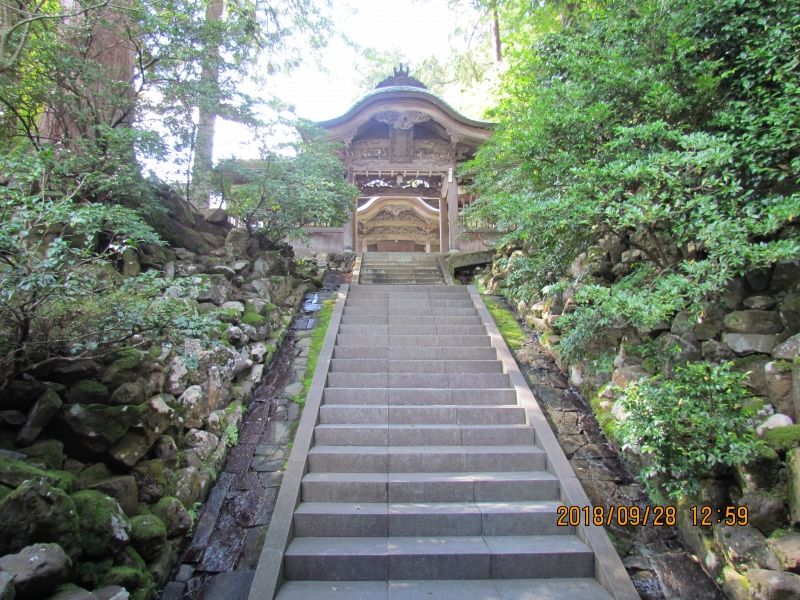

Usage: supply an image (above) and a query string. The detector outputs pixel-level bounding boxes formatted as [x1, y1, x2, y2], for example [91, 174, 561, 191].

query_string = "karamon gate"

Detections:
[299, 66, 493, 254]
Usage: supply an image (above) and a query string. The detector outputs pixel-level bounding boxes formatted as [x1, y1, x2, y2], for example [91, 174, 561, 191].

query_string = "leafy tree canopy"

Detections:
[465, 0, 800, 356]
[218, 124, 358, 245]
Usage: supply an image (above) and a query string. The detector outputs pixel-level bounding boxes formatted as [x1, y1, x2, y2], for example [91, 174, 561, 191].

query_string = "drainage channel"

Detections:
[160, 269, 348, 600]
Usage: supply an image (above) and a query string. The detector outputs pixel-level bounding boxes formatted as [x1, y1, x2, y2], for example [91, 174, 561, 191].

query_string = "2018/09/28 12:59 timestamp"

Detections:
[556, 505, 749, 527]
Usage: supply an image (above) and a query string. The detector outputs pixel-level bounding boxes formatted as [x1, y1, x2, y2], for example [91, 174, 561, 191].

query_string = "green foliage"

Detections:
[223, 423, 239, 448]
[0, 154, 219, 387]
[220, 125, 358, 245]
[464, 0, 800, 356]
[617, 361, 762, 501]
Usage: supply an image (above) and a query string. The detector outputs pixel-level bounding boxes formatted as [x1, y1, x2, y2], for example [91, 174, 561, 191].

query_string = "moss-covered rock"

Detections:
[0, 478, 81, 557]
[765, 424, 800, 454]
[71, 490, 130, 558]
[132, 459, 168, 503]
[0, 455, 74, 491]
[18, 439, 65, 470]
[108, 432, 153, 469]
[59, 403, 138, 453]
[16, 388, 63, 447]
[102, 547, 155, 600]
[241, 310, 266, 327]
[172, 466, 211, 507]
[108, 381, 145, 406]
[147, 540, 177, 587]
[66, 380, 110, 404]
[129, 514, 166, 562]
[74, 557, 114, 591]
[99, 565, 154, 600]
[150, 496, 191, 538]
[76, 463, 112, 487]
[83, 476, 138, 517]
[101, 351, 147, 388]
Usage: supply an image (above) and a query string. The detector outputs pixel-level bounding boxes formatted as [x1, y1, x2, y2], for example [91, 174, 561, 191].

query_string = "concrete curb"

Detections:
[352, 254, 362, 284]
[467, 286, 639, 600]
[246, 284, 349, 600]
[437, 254, 455, 285]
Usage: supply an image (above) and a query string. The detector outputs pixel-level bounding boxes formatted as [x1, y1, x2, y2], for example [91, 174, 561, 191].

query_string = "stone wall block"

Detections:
[16, 389, 63, 448]
[724, 310, 784, 335]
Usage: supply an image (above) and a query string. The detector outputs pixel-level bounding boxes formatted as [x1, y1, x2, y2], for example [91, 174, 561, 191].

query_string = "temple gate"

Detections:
[302, 65, 493, 254]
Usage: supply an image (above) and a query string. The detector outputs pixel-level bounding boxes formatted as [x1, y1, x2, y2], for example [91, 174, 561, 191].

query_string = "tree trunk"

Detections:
[491, 4, 502, 62]
[39, 0, 136, 144]
[191, 0, 224, 209]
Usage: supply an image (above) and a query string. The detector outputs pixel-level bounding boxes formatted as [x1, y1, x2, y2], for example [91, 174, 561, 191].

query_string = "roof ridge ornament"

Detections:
[375, 64, 428, 90]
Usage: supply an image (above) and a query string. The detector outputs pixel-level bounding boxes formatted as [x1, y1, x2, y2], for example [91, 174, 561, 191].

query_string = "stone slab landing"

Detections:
[247, 256, 637, 599]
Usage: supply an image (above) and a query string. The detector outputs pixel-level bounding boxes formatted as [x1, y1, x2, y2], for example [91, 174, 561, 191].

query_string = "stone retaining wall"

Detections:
[0, 211, 344, 600]
[480, 246, 800, 600]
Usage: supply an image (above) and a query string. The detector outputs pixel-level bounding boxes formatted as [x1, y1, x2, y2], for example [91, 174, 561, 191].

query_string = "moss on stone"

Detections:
[772, 360, 794, 374]
[75, 558, 114, 589]
[241, 310, 266, 326]
[68, 379, 110, 403]
[77, 463, 112, 487]
[101, 545, 156, 600]
[71, 489, 131, 558]
[589, 387, 620, 445]
[110, 348, 145, 366]
[100, 565, 155, 600]
[130, 514, 167, 562]
[0, 455, 75, 491]
[0, 484, 11, 502]
[764, 425, 800, 454]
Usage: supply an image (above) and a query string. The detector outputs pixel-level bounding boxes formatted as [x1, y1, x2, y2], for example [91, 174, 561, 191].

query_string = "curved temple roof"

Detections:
[316, 85, 494, 133]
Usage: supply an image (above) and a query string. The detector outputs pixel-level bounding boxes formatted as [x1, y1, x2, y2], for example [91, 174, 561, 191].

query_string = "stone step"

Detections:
[326, 372, 510, 389]
[358, 280, 446, 286]
[338, 325, 487, 336]
[275, 578, 614, 600]
[292, 501, 568, 537]
[313, 424, 536, 446]
[321, 388, 518, 405]
[340, 315, 483, 326]
[283, 535, 594, 581]
[332, 346, 497, 360]
[334, 334, 490, 347]
[359, 268, 444, 274]
[346, 291, 470, 298]
[345, 299, 474, 308]
[318, 404, 526, 425]
[301, 472, 561, 503]
[347, 283, 462, 297]
[306, 445, 546, 473]
[343, 307, 478, 316]
[329, 359, 502, 374]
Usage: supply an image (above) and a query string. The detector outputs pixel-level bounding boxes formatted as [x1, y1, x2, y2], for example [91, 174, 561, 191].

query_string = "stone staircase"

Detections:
[357, 252, 446, 285]
[248, 281, 637, 599]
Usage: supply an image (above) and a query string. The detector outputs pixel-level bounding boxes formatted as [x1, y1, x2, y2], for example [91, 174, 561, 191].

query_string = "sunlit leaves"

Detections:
[618, 361, 762, 501]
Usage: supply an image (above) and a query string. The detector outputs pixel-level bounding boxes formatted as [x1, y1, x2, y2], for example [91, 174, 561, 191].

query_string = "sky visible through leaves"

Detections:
[212, 0, 473, 163]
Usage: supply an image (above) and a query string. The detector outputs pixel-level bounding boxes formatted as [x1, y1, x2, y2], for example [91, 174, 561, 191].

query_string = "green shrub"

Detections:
[617, 361, 762, 501]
